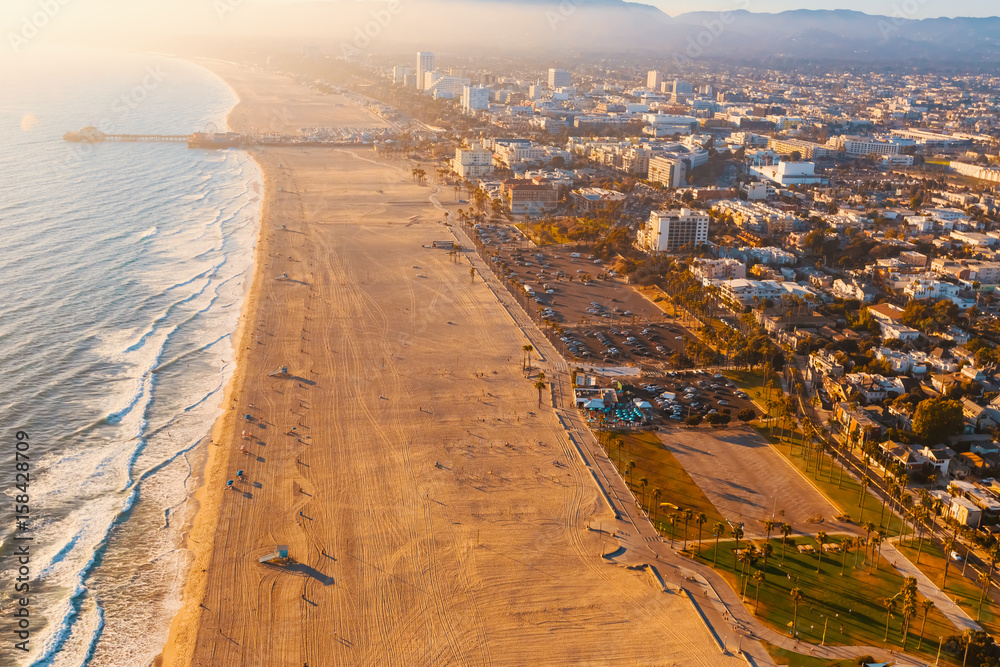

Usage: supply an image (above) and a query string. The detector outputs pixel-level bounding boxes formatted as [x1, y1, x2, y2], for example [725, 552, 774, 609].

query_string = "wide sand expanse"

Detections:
[161, 63, 741, 667]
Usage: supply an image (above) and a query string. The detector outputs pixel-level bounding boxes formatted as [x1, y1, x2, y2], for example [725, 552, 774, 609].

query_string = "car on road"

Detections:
[675, 336, 684, 340]
[951, 551, 963, 561]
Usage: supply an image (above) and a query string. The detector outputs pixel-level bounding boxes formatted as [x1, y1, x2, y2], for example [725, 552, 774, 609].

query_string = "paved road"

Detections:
[882, 541, 981, 632]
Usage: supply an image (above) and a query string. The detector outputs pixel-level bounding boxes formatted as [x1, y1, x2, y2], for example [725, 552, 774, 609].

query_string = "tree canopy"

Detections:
[912, 398, 964, 445]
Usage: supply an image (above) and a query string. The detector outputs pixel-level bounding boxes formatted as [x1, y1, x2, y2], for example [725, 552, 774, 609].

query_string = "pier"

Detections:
[63, 127, 385, 150]
[102, 134, 189, 142]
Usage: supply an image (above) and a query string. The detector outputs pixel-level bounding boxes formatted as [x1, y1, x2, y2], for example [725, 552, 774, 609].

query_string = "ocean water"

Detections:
[0, 48, 260, 666]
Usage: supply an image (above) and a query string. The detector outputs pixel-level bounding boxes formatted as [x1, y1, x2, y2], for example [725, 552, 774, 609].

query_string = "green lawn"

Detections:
[603, 431, 727, 545]
[697, 535, 964, 664]
[635, 285, 677, 317]
[895, 540, 1000, 637]
[763, 643, 860, 667]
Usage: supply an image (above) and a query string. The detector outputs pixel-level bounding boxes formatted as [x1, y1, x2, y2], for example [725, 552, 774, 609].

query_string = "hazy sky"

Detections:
[0, 0, 995, 24]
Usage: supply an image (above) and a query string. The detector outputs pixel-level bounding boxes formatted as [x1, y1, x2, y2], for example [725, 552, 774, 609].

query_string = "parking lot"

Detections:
[472, 223, 696, 365]
[634, 371, 755, 423]
[658, 427, 841, 537]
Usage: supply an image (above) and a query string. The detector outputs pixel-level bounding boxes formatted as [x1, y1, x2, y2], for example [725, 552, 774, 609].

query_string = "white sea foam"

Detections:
[0, 50, 259, 666]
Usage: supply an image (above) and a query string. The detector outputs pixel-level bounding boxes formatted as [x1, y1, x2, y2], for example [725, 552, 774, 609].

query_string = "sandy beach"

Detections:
[158, 61, 740, 667]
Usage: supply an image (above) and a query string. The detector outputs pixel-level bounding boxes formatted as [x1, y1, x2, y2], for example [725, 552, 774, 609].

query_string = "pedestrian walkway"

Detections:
[882, 541, 981, 632]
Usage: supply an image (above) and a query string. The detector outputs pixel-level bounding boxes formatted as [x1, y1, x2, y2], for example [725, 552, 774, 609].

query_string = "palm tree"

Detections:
[883, 597, 896, 641]
[789, 588, 804, 637]
[534, 378, 547, 407]
[738, 547, 759, 596]
[667, 513, 680, 546]
[942, 535, 956, 590]
[682, 509, 694, 551]
[752, 571, 766, 614]
[712, 522, 727, 566]
[901, 594, 917, 648]
[917, 599, 934, 650]
[780, 523, 793, 565]
[870, 530, 885, 574]
[522, 344, 533, 370]
[840, 536, 853, 576]
[815, 531, 829, 572]
[696, 512, 707, 551]
[626, 460, 636, 488]
[862, 521, 876, 564]
[639, 477, 649, 510]
[651, 488, 662, 526]
[978, 570, 992, 621]
[733, 525, 744, 566]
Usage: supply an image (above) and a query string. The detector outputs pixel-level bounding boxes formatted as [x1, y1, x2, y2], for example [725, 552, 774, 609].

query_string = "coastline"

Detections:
[157, 61, 270, 667]
[156, 59, 739, 667]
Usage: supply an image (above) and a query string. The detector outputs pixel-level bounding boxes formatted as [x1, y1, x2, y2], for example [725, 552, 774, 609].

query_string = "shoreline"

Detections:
[155, 59, 739, 667]
[156, 60, 270, 667]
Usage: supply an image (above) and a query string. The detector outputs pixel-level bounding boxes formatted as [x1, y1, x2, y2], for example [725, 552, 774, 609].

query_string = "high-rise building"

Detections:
[416, 52, 435, 90]
[647, 70, 662, 90]
[548, 68, 570, 89]
[637, 208, 709, 253]
[392, 66, 412, 84]
[461, 85, 490, 114]
[673, 79, 694, 95]
[452, 142, 494, 179]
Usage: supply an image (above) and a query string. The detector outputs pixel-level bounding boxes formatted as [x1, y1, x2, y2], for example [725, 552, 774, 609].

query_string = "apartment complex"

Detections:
[636, 208, 709, 253]
[452, 142, 494, 179]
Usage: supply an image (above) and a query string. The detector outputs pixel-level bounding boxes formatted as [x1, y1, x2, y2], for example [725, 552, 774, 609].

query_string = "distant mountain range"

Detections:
[666, 8, 1000, 62]
[194, 1, 1000, 63]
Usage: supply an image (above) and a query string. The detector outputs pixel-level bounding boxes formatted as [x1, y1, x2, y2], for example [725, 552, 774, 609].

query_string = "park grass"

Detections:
[752, 426, 902, 538]
[605, 430, 727, 543]
[895, 539, 1000, 637]
[724, 369, 777, 406]
[635, 285, 677, 317]
[697, 535, 964, 665]
[762, 643, 859, 667]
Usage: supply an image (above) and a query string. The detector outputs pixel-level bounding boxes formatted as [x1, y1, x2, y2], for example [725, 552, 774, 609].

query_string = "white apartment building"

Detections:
[636, 208, 709, 253]
[690, 258, 746, 282]
[416, 52, 434, 90]
[904, 279, 960, 302]
[840, 136, 902, 156]
[425, 74, 470, 98]
[451, 142, 494, 179]
[750, 161, 826, 187]
[548, 68, 570, 89]
[712, 278, 786, 306]
[951, 161, 1000, 184]
[648, 156, 688, 188]
[492, 142, 545, 167]
[461, 85, 489, 114]
[647, 70, 662, 90]
[642, 114, 699, 136]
